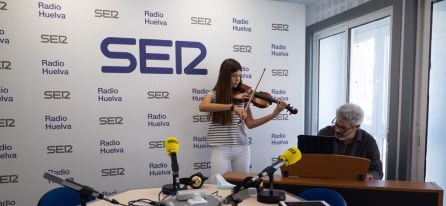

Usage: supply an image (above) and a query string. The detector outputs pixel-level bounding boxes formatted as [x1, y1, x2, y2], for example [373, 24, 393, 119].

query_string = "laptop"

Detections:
[297, 135, 335, 154]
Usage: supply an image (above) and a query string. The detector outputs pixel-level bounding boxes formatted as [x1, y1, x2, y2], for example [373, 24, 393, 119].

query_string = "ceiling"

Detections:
[274, 0, 317, 6]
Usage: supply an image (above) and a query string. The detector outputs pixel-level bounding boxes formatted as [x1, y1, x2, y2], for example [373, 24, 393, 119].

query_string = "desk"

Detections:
[224, 172, 444, 206]
[88, 184, 300, 206]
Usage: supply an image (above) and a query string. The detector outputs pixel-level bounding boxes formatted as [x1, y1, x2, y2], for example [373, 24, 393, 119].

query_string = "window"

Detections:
[311, 9, 392, 178]
[425, 0, 446, 202]
[318, 32, 347, 129]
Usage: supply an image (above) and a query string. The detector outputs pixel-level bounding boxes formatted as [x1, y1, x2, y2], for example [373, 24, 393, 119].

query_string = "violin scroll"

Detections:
[254, 91, 298, 114]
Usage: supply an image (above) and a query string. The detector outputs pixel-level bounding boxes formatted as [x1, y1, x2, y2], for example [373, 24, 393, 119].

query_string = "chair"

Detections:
[299, 188, 347, 206]
[37, 187, 95, 206]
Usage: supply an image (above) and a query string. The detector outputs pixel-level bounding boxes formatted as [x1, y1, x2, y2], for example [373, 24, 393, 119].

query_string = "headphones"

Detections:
[179, 172, 208, 189]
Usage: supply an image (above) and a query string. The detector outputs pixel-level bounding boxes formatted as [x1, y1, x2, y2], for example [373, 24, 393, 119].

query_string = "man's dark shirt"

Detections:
[318, 126, 383, 180]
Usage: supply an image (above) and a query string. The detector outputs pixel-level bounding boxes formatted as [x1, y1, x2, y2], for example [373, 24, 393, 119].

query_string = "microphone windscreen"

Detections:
[279, 146, 301, 166]
[164, 136, 179, 155]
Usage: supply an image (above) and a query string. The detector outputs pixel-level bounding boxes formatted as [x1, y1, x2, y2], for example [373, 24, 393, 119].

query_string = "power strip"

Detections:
[161, 194, 222, 206]
[176, 189, 207, 201]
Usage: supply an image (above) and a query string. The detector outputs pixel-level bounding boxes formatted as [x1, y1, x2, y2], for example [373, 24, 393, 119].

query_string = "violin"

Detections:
[232, 83, 298, 114]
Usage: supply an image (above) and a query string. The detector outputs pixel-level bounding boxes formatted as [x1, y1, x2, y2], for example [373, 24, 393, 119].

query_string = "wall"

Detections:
[306, 0, 370, 25]
[0, 0, 305, 205]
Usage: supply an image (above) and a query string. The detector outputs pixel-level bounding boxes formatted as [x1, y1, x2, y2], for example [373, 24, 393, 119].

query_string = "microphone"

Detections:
[165, 136, 179, 175]
[242, 147, 301, 189]
[43, 172, 122, 206]
[162, 136, 181, 195]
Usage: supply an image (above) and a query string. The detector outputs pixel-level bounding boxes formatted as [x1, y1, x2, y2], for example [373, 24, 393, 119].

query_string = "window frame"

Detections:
[305, 0, 419, 180]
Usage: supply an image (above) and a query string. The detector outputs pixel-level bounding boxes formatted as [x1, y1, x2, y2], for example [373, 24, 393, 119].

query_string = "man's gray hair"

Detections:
[336, 103, 364, 126]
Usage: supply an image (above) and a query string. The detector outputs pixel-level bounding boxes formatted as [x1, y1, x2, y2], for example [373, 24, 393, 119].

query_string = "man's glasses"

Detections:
[331, 118, 354, 132]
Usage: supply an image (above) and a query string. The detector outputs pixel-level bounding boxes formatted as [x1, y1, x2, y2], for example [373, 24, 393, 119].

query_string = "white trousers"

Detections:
[210, 145, 250, 183]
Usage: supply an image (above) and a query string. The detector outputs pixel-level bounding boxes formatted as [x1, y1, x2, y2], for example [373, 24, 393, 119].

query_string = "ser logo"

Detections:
[44, 91, 71, 99]
[148, 140, 164, 149]
[94, 9, 119, 18]
[0, 175, 18, 184]
[101, 37, 207, 75]
[47, 145, 73, 154]
[0, 1, 7, 11]
[0, 118, 15, 127]
[147, 91, 169, 99]
[194, 162, 211, 170]
[99, 117, 123, 125]
[272, 23, 289, 31]
[192, 115, 209, 123]
[41, 34, 68, 44]
[272, 69, 289, 77]
[233, 45, 252, 53]
[0, 60, 12, 70]
[101, 168, 125, 176]
[273, 114, 289, 121]
[191, 17, 211, 25]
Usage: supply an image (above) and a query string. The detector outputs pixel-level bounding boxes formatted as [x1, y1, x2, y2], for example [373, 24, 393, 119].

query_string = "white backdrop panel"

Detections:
[0, 0, 305, 205]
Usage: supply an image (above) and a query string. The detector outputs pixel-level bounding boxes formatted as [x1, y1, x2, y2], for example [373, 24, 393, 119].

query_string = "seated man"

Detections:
[318, 103, 383, 180]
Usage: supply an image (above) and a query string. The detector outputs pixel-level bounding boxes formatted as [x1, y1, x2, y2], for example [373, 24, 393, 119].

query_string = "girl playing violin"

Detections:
[199, 58, 287, 181]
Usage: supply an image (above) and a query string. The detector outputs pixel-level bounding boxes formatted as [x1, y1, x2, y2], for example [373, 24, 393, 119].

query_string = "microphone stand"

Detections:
[161, 173, 180, 195]
[257, 173, 285, 204]
[171, 152, 179, 192]
[230, 183, 244, 206]
[223, 177, 260, 206]
[43, 172, 121, 206]
[162, 153, 181, 195]
[224, 187, 257, 206]
[224, 148, 299, 205]
[232, 198, 242, 206]
[77, 184, 98, 206]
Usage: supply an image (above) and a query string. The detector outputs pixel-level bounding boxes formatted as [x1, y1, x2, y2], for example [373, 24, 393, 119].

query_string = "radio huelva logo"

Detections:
[100, 37, 207, 75]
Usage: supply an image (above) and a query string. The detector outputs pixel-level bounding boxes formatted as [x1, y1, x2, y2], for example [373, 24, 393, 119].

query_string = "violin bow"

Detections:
[239, 68, 266, 122]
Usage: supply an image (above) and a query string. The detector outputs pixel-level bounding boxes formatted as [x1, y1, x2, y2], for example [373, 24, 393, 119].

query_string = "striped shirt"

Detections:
[205, 91, 248, 146]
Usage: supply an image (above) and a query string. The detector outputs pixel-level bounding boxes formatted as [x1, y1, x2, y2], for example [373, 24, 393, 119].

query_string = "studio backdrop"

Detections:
[0, 0, 305, 205]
